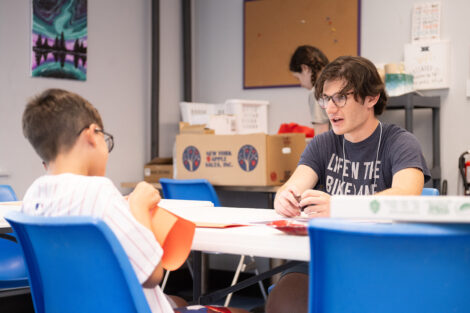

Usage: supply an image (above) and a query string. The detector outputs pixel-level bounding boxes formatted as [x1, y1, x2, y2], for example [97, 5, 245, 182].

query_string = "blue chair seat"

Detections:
[0, 239, 29, 289]
[0, 185, 29, 293]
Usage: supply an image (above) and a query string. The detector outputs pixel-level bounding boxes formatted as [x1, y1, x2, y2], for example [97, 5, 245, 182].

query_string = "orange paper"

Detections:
[151, 207, 195, 271]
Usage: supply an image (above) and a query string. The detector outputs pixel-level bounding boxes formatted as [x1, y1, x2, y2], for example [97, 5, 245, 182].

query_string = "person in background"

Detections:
[21, 88, 248, 313]
[289, 45, 330, 136]
[266, 56, 430, 313]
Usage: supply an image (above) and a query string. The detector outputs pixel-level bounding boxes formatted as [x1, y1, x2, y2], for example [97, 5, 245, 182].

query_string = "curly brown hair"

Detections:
[314, 56, 387, 116]
[289, 45, 329, 87]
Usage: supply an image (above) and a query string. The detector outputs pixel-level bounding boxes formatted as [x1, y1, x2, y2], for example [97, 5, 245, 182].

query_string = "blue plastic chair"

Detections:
[0, 185, 29, 295]
[422, 187, 439, 196]
[159, 178, 267, 305]
[308, 218, 470, 313]
[159, 178, 221, 206]
[0, 185, 17, 202]
[4, 211, 151, 313]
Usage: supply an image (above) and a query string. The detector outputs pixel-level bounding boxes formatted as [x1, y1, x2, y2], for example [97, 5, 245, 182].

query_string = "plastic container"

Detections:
[224, 99, 269, 134]
[179, 101, 225, 125]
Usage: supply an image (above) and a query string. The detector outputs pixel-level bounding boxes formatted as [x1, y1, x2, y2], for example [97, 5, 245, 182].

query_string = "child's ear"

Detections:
[82, 126, 98, 148]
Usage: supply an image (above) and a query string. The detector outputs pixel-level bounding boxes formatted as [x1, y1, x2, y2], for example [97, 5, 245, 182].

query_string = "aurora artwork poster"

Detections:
[31, 0, 87, 81]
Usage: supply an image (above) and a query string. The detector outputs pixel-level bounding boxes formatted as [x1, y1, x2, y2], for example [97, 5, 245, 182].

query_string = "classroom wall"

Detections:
[0, 0, 153, 197]
[191, 0, 470, 195]
[2, 1, 469, 197]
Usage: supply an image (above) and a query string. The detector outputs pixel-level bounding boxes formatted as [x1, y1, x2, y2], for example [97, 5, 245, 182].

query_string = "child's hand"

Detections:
[129, 181, 161, 209]
[128, 182, 161, 229]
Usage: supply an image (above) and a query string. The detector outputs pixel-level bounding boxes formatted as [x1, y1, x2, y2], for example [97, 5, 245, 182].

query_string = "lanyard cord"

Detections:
[342, 121, 382, 194]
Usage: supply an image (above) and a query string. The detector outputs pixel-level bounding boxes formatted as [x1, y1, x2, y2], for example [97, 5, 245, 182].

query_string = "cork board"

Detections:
[244, 0, 360, 89]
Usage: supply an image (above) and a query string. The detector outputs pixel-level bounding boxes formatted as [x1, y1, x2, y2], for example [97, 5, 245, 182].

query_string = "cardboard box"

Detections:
[144, 157, 173, 183]
[175, 133, 306, 186]
[179, 122, 215, 134]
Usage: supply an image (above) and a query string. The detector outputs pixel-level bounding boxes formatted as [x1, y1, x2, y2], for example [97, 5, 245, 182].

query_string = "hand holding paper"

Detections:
[151, 206, 195, 271]
[128, 181, 161, 229]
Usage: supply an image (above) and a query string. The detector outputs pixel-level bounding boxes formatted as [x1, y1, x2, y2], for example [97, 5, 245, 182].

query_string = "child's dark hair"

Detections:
[289, 45, 329, 87]
[314, 56, 388, 116]
[22, 89, 103, 163]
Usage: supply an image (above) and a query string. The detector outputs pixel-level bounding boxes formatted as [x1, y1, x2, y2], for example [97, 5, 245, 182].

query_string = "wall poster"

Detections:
[32, 0, 88, 81]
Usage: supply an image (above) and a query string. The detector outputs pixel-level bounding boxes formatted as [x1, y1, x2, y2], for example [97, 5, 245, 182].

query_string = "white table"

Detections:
[1, 202, 310, 303]
[1, 202, 309, 258]
[162, 205, 309, 261]
[0, 202, 21, 234]
[159, 205, 309, 303]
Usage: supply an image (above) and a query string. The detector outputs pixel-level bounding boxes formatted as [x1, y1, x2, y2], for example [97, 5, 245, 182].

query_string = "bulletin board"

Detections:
[244, 0, 360, 89]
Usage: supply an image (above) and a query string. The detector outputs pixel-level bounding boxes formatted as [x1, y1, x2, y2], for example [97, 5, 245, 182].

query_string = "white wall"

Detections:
[193, 0, 312, 129]
[192, 0, 470, 195]
[2, 0, 470, 197]
[0, 0, 152, 197]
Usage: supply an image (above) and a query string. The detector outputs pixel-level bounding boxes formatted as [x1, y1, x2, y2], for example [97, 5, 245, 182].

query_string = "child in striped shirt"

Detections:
[21, 88, 248, 313]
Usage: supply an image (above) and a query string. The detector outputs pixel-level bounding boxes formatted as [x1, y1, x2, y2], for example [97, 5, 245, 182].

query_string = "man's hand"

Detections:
[274, 185, 302, 217]
[299, 189, 331, 217]
[274, 165, 319, 217]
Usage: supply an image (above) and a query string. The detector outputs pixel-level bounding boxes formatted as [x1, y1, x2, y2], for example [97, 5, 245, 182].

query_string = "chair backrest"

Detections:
[422, 187, 439, 196]
[0, 184, 17, 202]
[0, 184, 28, 289]
[308, 218, 470, 313]
[4, 211, 151, 313]
[159, 178, 221, 206]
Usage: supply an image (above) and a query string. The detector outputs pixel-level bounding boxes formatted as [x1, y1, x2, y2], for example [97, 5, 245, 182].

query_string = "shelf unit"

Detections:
[387, 92, 441, 190]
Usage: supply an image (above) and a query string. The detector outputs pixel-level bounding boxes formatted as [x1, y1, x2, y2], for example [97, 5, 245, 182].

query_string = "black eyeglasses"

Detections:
[95, 129, 114, 153]
[77, 126, 114, 153]
[318, 91, 354, 109]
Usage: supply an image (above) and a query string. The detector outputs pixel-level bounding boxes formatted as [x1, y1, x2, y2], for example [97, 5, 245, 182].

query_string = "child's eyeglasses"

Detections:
[77, 126, 115, 153]
[95, 129, 114, 153]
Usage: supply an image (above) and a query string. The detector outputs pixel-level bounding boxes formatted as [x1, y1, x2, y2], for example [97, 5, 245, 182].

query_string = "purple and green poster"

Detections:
[32, 0, 87, 81]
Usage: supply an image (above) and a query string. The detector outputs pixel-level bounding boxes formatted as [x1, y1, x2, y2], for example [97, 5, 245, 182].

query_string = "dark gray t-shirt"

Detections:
[299, 123, 431, 195]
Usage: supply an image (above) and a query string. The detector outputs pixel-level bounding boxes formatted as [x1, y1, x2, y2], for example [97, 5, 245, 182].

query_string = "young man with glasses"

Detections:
[266, 56, 430, 313]
[21, 89, 248, 313]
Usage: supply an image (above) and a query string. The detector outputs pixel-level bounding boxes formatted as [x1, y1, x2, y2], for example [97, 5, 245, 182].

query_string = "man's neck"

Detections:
[344, 117, 380, 143]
